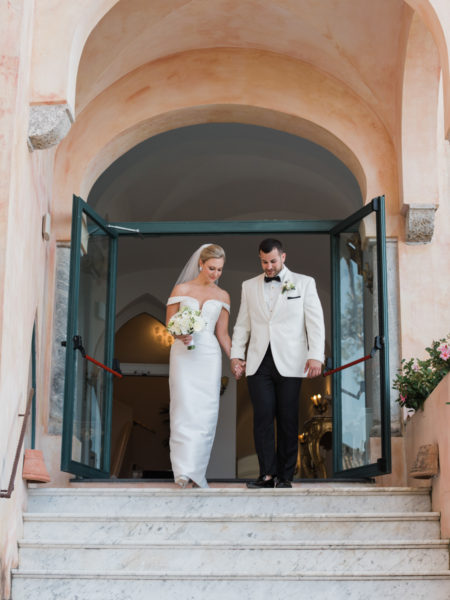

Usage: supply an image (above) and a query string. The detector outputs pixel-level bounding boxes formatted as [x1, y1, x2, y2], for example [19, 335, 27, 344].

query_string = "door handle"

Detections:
[69, 335, 123, 378]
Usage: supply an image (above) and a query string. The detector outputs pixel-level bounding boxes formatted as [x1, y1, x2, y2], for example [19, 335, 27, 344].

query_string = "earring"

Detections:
[199, 266, 203, 271]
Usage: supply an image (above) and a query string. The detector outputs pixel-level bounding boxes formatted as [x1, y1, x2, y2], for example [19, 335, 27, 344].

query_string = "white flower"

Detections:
[167, 307, 207, 349]
[193, 320, 204, 332]
[282, 280, 296, 294]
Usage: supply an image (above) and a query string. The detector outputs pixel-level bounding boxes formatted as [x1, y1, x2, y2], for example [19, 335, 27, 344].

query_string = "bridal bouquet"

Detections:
[167, 308, 206, 350]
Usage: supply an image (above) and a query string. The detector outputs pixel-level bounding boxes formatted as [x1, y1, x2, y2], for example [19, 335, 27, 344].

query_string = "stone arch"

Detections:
[32, 1, 450, 141]
[52, 48, 397, 239]
[115, 294, 166, 332]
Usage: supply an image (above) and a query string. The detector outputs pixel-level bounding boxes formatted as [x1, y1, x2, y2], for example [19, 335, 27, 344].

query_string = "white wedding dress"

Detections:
[167, 295, 230, 488]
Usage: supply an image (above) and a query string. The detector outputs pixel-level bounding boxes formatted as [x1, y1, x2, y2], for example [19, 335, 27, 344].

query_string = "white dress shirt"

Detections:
[263, 266, 287, 314]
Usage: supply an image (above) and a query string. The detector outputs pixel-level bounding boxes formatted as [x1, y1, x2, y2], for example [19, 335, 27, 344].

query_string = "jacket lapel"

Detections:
[257, 274, 271, 320]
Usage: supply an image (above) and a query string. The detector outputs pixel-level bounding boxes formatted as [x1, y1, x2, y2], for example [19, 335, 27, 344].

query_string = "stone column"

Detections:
[366, 239, 401, 436]
[49, 245, 71, 434]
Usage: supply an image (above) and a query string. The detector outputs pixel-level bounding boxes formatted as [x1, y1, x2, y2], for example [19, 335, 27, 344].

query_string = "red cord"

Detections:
[322, 353, 372, 377]
[85, 354, 123, 378]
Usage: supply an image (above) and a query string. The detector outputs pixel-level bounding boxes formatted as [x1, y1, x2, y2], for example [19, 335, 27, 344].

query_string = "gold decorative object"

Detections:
[310, 393, 328, 414]
[299, 416, 332, 479]
[220, 376, 229, 396]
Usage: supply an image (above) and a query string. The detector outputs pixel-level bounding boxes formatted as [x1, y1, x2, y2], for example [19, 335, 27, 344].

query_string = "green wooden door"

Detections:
[61, 196, 118, 477]
[330, 196, 391, 478]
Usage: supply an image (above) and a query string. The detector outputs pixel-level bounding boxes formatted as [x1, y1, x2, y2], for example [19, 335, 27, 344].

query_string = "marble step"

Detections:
[26, 487, 431, 516]
[11, 571, 450, 600]
[18, 540, 450, 573]
[22, 512, 441, 543]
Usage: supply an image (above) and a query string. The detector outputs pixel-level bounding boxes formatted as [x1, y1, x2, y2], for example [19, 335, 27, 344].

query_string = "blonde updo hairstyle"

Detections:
[199, 244, 226, 266]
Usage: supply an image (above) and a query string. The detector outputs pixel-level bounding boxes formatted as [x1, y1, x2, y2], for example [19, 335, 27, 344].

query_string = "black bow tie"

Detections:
[264, 275, 281, 282]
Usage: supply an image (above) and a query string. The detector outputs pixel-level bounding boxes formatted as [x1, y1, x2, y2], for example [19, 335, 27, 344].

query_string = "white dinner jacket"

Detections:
[230, 268, 325, 377]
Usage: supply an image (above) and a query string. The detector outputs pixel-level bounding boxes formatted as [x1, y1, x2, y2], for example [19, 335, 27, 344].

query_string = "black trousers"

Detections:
[246, 345, 302, 480]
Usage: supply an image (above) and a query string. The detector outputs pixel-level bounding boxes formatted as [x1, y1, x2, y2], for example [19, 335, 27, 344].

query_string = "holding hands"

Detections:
[231, 358, 246, 380]
[231, 357, 321, 380]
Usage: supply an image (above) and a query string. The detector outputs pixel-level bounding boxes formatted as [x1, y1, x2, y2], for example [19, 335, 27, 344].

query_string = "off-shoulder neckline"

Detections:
[168, 295, 230, 311]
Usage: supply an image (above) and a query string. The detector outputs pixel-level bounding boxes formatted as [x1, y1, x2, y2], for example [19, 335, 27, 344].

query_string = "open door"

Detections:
[60, 194, 390, 480]
[61, 196, 118, 477]
[330, 196, 391, 478]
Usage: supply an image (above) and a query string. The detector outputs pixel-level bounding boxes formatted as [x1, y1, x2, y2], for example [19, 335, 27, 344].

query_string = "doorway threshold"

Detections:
[69, 477, 374, 488]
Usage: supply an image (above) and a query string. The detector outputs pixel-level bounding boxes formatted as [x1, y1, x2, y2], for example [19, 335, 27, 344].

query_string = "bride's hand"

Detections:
[231, 358, 246, 380]
[176, 334, 193, 345]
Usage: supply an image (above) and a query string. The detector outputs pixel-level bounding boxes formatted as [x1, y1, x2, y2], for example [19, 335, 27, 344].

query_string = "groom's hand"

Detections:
[305, 359, 322, 378]
[231, 358, 246, 380]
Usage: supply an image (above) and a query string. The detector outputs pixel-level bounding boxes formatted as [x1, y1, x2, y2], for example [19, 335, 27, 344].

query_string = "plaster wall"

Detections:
[0, 2, 58, 598]
[397, 143, 450, 360]
[30, 0, 117, 112]
[401, 13, 441, 209]
[0, 2, 34, 597]
[407, 0, 450, 138]
[404, 375, 450, 537]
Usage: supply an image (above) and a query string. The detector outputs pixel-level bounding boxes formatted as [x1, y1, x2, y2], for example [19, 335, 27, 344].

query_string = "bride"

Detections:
[166, 244, 232, 488]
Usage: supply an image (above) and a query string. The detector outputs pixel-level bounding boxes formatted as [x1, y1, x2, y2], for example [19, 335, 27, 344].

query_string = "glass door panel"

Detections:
[331, 197, 390, 478]
[61, 196, 117, 477]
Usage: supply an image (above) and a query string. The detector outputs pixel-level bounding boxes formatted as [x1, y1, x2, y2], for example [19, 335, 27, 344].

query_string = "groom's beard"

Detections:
[263, 265, 284, 278]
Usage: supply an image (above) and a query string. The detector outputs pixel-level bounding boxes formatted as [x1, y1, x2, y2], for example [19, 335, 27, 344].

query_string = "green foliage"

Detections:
[393, 336, 450, 410]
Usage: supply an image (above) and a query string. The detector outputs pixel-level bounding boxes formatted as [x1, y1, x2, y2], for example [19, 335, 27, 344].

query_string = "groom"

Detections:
[230, 238, 325, 488]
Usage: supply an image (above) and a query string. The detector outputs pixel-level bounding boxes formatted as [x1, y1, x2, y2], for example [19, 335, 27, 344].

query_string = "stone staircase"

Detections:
[11, 485, 450, 599]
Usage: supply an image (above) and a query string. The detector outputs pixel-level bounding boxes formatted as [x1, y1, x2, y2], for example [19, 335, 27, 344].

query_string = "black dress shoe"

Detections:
[276, 479, 292, 488]
[246, 476, 275, 489]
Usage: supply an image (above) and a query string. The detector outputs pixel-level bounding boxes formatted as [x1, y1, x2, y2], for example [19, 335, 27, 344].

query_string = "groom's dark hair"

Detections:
[259, 238, 284, 254]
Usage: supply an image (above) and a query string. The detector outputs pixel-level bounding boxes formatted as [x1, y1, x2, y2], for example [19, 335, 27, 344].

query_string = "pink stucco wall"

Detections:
[404, 375, 450, 537]
[0, 2, 56, 597]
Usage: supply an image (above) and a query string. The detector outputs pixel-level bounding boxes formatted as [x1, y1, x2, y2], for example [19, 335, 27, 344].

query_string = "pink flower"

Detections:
[412, 363, 419, 371]
[439, 347, 450, 361]
[400, 394, 407, 405]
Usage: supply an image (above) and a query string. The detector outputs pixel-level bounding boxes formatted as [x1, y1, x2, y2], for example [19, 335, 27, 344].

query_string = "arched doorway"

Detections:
[91, 122, 362, 480]
[61, 122, 391, 482]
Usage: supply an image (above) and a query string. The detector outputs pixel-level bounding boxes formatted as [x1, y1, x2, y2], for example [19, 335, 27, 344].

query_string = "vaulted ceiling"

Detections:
[88, 123, 362, 222]
[76, 0, 411, 136]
